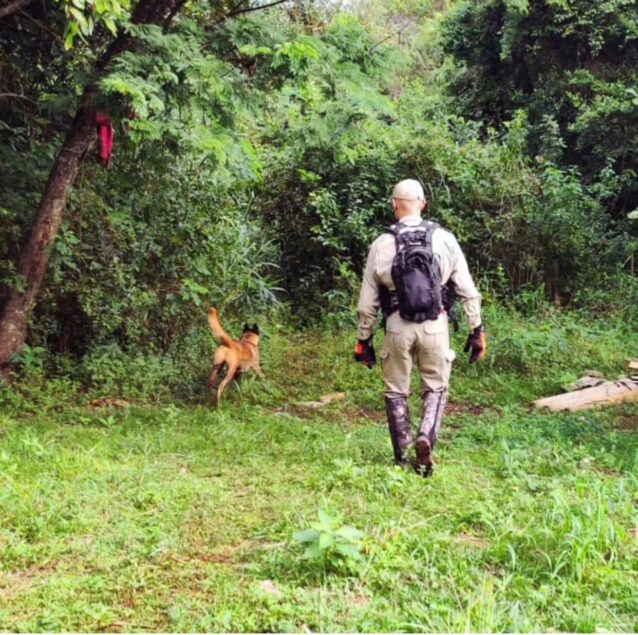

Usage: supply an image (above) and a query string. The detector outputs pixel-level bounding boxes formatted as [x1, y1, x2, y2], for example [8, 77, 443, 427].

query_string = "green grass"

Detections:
[1, 308, 638, 632]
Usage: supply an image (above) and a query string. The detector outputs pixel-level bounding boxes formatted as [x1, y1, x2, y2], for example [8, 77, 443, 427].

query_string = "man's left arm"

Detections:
[444, 234, 486, 363]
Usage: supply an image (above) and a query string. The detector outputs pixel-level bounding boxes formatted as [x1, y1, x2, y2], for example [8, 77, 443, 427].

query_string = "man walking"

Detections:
[354, 179, 485, 476]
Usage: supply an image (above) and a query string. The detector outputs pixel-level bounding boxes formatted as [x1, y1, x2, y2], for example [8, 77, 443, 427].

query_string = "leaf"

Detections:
[103, 15, 117, 35]
[318, 532, 334, 550]
[111, 0, 124, 15]
[504, 0, 530, 14]
[293, 529, 319, 544]
[317, 509, 336, 530]
[64, 31, 75, 50]
[335, 525, 364, 542]
[334, 542, 363, 560]
[69, 7, 87, 29]
[181, 278, 208, 295]
[302, 544, 324, 560]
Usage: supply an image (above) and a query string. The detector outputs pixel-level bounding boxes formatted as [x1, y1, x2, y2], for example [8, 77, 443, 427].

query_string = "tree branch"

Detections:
[210, 0, 287, 30]
[370, 20, 413, 53]
[227, 0, 289, 19]
[0, 0, 32, 19]
[15, 8, 64, 43]
[224, 0, 249, 17]
[0, 93, 36, 102]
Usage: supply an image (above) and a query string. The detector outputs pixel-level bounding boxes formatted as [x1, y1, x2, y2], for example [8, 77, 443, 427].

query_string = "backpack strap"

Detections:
[386, 220, 439, 250]
[385, 222, 402, 248]
[422, 220, 439, 254]
[385, 222, 404, 252]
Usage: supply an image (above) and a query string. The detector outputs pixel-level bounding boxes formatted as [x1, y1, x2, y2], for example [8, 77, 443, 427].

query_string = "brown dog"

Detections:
[207, 307, 264, 406]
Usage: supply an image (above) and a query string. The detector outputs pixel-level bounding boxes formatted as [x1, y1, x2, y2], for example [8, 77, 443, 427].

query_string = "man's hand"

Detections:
[354, 336, 376, 369]
[464, 324, 486, 364]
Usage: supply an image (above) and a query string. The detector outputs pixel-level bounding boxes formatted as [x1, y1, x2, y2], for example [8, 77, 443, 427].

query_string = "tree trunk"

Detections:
[0, 0, 188, 383]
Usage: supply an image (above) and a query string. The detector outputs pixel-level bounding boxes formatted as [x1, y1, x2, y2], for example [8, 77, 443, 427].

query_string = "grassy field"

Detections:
[1, 308, 638, 632]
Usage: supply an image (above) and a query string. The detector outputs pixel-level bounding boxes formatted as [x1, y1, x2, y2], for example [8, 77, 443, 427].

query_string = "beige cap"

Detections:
[392, 179, 425, 201]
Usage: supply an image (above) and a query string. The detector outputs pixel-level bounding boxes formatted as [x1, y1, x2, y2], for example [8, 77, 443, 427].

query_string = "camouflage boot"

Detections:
[384, 396, 414, 468]
[415, 388, 448, 477]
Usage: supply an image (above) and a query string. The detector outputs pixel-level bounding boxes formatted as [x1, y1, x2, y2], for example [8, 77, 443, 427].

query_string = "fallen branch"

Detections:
[534, 376, 638, 412]
[298, 392, 345, 409]
[562, 375, 605, 392]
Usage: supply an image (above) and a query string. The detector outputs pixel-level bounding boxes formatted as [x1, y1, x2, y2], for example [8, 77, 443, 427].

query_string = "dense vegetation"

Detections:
[2, 0, 637, 382]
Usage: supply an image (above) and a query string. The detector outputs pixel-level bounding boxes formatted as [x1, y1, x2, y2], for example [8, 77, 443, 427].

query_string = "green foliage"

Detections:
[59, 0, 130, 48]
[11, 344, 47, 374]
[443, 0, 638, 209]
[1, 0, 637, 363]
[29, 150, 281, 360]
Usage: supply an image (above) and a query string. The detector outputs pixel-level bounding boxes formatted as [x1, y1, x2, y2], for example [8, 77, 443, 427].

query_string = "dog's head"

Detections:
[242, 323, 260, 345]
[243, 323, 259, 335]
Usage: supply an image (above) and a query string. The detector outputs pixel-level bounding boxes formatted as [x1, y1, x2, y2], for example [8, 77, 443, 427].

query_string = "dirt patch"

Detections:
[267, 401, 485, 425]
[615, 413, 638, 431]
[118, 593, 138, 609]
[170, 539, 285, 568]
[98, 621, 127, 633]
[170, 546, 240, 566]
[352, 595, 371, 607]
[456, 531, 487, 549]
[266, 402, 382, 424]
[344, 405, 385, 424]
[446, 402, 486, 418]
[0, 564, 58, 600]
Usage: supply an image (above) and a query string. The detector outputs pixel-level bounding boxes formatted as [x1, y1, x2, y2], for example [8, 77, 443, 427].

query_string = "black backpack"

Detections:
[387, 220, 442, 323]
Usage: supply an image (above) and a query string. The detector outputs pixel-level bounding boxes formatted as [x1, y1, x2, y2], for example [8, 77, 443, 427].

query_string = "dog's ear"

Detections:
[243, 323, 250, 332]
[251, 323, 260, 335]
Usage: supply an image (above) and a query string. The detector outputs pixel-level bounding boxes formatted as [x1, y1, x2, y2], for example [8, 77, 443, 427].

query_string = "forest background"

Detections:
[2, 0, 637, 393]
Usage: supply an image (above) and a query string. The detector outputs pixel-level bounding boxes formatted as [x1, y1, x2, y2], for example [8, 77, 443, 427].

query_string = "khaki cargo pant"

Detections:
[380, 312, 455, 398]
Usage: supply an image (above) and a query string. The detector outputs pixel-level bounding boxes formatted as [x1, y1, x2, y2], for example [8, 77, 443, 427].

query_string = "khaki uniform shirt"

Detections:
[357, 214, 482, 340]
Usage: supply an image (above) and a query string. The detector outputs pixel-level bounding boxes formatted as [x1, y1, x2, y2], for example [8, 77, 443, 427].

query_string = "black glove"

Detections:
[464, 324, 486, 364]
[354, 336, 376, 369]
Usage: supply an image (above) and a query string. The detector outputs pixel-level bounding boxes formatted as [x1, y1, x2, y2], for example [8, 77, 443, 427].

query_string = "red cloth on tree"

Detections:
[95, 112, 114, 167]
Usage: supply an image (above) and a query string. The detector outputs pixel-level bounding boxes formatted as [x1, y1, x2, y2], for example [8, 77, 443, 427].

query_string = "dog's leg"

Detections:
[233, 371, 245, 385]
[208, 363, 224, 390]
[234, 371, 245, 406]
[215, 361, 239, 407]
[253, 364, 265, 380]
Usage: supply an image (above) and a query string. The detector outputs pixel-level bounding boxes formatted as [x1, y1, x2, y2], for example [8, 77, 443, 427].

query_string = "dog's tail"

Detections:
[207, 307, 232, 347]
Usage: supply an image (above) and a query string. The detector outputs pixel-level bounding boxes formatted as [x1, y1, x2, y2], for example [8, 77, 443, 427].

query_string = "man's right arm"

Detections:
[357, 242, 381, 341]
